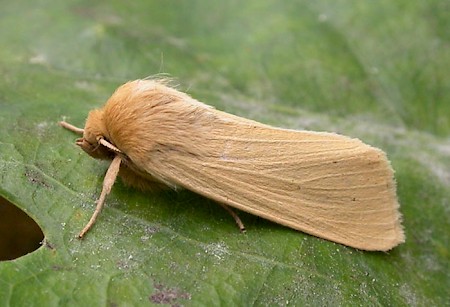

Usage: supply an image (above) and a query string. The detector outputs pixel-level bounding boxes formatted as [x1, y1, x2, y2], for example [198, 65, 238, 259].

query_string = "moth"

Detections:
[60, 79, 404, 251]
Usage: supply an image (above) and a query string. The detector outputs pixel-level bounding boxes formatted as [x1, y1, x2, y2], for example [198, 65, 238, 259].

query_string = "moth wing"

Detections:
[143, 109, 404, 251]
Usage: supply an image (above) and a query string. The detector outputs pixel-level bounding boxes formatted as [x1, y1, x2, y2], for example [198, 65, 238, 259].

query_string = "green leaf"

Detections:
[1, 1, 448, 306]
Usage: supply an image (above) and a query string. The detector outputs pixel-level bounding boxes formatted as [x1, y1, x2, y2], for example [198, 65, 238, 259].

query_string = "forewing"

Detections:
[143, 110, 404, 251]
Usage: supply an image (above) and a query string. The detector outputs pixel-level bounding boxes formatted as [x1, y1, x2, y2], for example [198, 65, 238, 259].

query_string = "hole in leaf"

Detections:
[0, 196, 44, 261]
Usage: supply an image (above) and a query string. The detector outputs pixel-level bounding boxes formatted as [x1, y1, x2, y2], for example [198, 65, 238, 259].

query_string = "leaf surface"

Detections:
[0, 1, 448, 306]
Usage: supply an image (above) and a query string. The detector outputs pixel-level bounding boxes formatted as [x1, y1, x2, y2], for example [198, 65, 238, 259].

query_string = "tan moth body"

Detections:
[61, 79, 404, 251]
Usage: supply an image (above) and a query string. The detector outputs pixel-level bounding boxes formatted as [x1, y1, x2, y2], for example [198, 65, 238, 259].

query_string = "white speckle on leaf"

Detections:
[435, 143, 450, 156]
[203, 242, 230, 261]
[370, 67, 379, 74]
[399, 283, 417, 306]
[36, 121, 51, 136]
[318, 13, 328, 22]
[415, 151, 450, 185]
[75, 81, 98, 92]
[29, 54, 48, 65]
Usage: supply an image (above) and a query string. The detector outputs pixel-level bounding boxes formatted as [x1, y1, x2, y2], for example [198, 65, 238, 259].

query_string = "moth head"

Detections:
[76, 109, 113, 160]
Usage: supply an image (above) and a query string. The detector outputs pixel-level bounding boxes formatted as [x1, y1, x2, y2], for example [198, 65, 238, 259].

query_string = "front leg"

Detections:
[78, 155, 122, 238]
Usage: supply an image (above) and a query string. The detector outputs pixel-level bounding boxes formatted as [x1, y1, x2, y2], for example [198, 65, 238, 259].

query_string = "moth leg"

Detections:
[218, 203, 246, 233]
[78, 155, 122, 239]
[59, 121, 84, 135]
